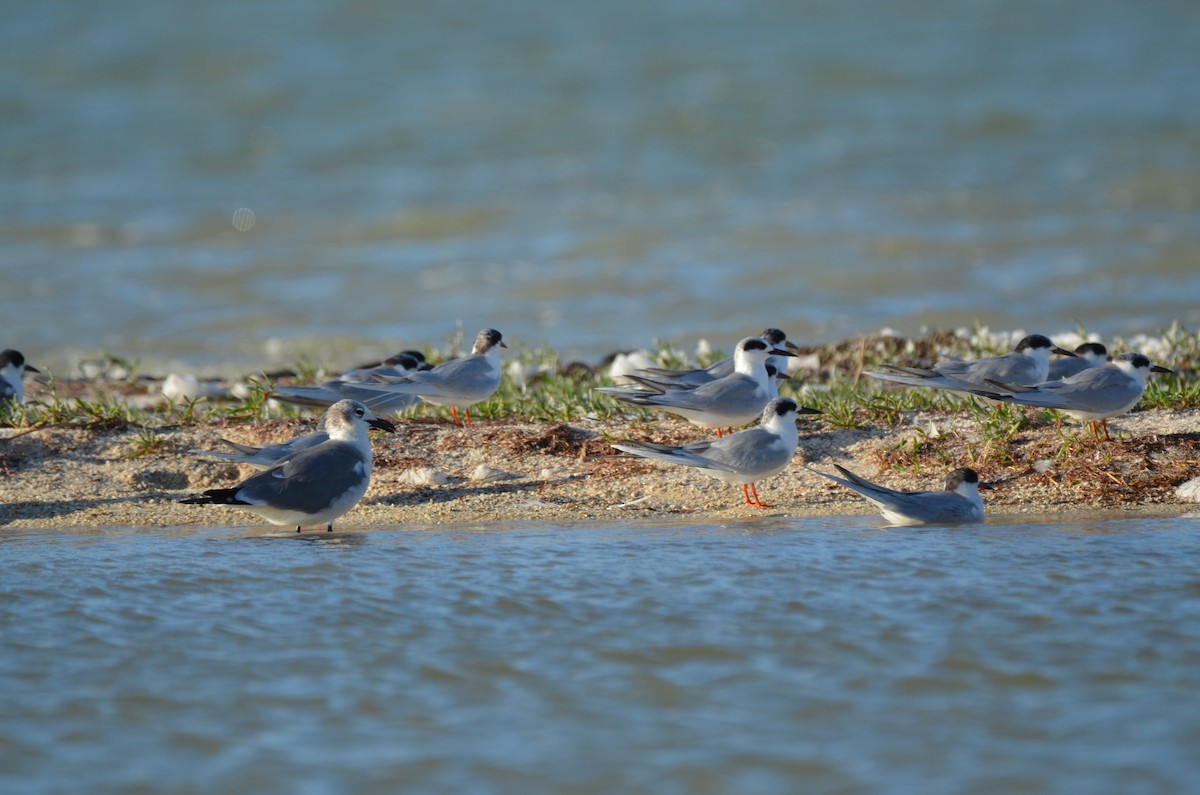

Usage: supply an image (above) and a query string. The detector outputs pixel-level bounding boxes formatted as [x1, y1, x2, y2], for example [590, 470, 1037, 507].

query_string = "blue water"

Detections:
[4, 515, 1200, 793]
[3, 0, 1200, 372]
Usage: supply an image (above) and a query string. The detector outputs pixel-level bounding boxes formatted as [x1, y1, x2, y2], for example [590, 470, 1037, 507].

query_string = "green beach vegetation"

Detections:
[3, 324, 1198, 444]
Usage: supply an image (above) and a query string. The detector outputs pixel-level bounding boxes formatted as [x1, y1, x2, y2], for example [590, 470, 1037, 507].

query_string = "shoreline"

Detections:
[3, 407, 1197, 529]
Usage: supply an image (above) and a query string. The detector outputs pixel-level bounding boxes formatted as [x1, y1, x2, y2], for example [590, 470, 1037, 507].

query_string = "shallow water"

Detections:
[4, 515, 1200, 793]
[5, 0, 1200, 371]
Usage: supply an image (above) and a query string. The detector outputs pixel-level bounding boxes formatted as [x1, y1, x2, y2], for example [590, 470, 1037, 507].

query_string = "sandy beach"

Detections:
[3, 404, 1197, 529]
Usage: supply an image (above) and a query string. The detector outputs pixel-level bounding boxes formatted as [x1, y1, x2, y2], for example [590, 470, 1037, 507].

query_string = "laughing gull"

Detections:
[360, 328, 506, 427]
[635, 328, 800, 387]
[180, 399, 395, 532]
[808, 465, 987, 526]
[596, 337, 797, 436]
[966, 351, 1174, 440]
[865, 334, 1075, 395]
[1, 349, 40, 404]
[613, 397, 820, 508]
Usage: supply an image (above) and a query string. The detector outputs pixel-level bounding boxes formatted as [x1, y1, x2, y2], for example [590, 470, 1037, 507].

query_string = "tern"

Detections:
[597, 337, 797, 435]
[613, 397, 819, 508]
[1047, 342, 1109, 381]
[635, 328, 800, 387]
[967, 351, 1174, 440]
[0, 349, 40, 404]
[865, 334, 1076, 395]
[809, 465, 987, 526]
[363, 328, 506, 427]
[271, 351, 427, 415]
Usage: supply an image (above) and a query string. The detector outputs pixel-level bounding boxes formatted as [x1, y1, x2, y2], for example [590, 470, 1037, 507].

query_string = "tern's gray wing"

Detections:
[686, 427, 793, 475]
[868, 354, 1037, 390]
[612, 437, 743, 474]
[808, 465, 976, 523]
[641, 375, 762, 413]
[613, 438, 726, 472]
[234, 443, 368, 515]
[597, 376, 756, 412]
[636, 357, 733, 386]
[615, 427, 790, 476]
[372, 355, 498, 399]
[883, 491, 980, 523]
[808, 465, 907, 501]
[1047, 357, 1091, 381]
[272, 382, 420, 414]
[864, 364, 970, 389]
[985, 368, 1140, 414]
[951, 353, 1041, 386]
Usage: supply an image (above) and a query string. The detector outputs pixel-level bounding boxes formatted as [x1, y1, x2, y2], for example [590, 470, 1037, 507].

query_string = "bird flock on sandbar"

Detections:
[0, 327, 1177, 531]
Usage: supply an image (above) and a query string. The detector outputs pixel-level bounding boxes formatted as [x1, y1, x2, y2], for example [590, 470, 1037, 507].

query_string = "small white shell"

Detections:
[398, 467, 449, 487]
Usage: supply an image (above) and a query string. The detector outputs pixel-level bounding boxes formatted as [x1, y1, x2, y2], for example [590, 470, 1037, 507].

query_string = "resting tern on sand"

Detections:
[612, 397, 820, 508]
[0, 349, 40, 404]
[362, 328, 506, 427]
[634, 328, 801, 387]
[596, 337, 797, 436]
[808, 465, 987, 526]
[1046, 342, 1109, 381]
[965, 351, 1174, 440]
[271, 351, 427, 416]
[865, 334, 1075, 395]
[180, 400, 395, 532]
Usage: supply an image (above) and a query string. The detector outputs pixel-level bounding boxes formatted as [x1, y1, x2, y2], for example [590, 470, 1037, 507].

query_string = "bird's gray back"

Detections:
[237, 443, 368, 515]
[694, 427, 793, 474]
[651, 373, 762, 412]
[954, 353, 1041, 386]
[878, 490, 981, 523]
[403, 355, 498, 396]
[1027, 367, 1142, 412]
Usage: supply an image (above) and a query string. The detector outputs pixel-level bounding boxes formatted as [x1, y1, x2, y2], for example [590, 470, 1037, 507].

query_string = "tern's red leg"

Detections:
[748, 483, 772, 509]
[464, 408, 473, 428]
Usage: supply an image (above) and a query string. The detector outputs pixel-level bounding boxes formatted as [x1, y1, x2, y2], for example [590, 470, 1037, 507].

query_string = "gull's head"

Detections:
[1015, 334, 1075, 361]
[326, 399, 396, 436]
[1112, 352, 1174, 382]
[1074, 342, 1109, 366]
[473, 328, 507, 355]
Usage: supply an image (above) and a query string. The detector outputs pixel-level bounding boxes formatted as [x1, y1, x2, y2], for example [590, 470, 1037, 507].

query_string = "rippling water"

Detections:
[4, 0, 1200, 372]
[4, 515, 1200, 793]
